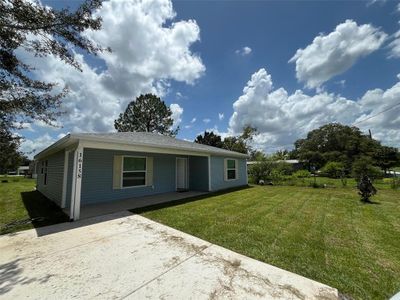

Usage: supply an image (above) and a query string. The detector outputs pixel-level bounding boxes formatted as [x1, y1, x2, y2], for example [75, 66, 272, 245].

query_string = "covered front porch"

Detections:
[70, 191, 208, 220]
[63, 141, 211, 221]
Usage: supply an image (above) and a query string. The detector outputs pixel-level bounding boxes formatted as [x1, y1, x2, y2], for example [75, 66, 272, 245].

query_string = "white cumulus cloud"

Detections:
[388, 30, 400, 58]
[218, 113, 224, 121]
[20, 134, 55, 157]
[17, 0, 205, 156]
[289, 20, 387, 89]
[235, 46, 252, 56]
[228, 68, 400, 152]
[170, 103, 183, 128]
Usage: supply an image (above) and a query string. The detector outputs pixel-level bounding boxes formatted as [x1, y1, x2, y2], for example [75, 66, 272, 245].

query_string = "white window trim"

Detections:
[121, 155, 147, 189]
[225, 158, 238, 181]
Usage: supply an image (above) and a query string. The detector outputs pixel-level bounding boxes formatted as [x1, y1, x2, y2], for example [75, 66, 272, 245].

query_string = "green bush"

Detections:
[270, 170, 285, 182]
[321, 161, 345, 178]
[274, 162, 294, 176]
[351, 157, 383, 182]
[248, 160, 274, 183]
[292, 170, 311, 178]
[249, 160, 295, 184]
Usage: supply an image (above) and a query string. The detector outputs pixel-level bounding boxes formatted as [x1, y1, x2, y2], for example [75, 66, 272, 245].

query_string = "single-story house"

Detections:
[34, 132, 248, 220]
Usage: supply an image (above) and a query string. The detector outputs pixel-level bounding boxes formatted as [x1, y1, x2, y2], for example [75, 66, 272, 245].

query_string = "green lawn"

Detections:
[1, 176, 399, 298]
[139, 184, 400, 300]
[0, 176, 69, 234]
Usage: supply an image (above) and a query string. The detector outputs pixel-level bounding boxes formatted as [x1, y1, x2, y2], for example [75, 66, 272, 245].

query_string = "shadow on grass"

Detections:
[0, 191, 69, 236]
[2, 186, 252, 236]
[360, 200, 381, 205]
[131, 185, 253, 214]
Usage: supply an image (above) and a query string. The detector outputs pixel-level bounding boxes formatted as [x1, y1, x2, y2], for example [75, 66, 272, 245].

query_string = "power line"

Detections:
[352, 101, 400, 126]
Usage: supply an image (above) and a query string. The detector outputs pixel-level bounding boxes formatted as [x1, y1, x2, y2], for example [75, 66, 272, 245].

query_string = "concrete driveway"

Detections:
[0, 212, 339, 299]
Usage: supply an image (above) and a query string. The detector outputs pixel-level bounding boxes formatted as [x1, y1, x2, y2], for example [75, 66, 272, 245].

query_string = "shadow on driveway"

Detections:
[0, 259, 53, 296]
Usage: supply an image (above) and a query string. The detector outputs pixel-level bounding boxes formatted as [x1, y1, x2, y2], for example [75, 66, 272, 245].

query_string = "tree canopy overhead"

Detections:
[0, 0, 107, 172]
[114, 94, 178, 136]
[0, 0, 107, 131]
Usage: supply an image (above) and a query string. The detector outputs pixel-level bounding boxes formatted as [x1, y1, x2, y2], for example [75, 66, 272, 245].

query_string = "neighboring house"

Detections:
[34, 132, 248, 220]
[276, 159, 304, 170]
[17, 166, 30, 176]
[247, 159, 303, 171]
[6, 166, 29, 176]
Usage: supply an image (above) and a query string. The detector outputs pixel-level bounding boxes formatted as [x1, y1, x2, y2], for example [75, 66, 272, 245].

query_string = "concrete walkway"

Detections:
[0, 212, 339, 299]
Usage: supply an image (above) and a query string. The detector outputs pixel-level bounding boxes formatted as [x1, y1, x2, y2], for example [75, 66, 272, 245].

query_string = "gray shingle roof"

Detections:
[72, 132, 247, 157]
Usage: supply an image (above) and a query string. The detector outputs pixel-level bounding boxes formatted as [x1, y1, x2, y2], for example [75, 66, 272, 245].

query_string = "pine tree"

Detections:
[114, 94, 178, 136]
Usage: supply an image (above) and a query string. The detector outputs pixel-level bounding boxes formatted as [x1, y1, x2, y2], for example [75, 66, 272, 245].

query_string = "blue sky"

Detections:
[20, 0, 400, 156]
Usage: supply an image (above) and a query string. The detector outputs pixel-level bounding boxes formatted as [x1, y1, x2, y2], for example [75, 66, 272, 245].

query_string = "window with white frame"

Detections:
[122, 157, 146, 187]
[226, 159, 237, 180]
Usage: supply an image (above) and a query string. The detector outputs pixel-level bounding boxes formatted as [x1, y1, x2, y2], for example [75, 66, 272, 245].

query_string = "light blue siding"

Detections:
[65, 151, 74, 209]
[52, 148, 247, 207]
[80, 148, 192, 205]
[210, 156, 247, 191]
[36, 150, 65, 205]
[189, 156, 209, 191]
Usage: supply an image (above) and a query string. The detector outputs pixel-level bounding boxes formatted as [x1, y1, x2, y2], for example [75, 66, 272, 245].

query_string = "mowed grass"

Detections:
[141, 184, 400, 299]
[0, 176, 69, 234]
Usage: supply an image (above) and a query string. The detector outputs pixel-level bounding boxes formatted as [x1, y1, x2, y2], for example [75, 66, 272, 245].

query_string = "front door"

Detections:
[176, 158, 188, 191]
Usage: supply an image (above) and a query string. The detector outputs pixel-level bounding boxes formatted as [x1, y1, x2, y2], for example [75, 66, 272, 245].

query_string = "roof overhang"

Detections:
[34, 134, 248, 160]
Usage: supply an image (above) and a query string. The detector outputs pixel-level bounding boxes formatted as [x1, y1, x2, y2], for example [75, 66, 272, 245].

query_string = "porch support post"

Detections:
[208, 155, 212, 192]
[61, 150, 70, 208]
[70, 144, 84, 221]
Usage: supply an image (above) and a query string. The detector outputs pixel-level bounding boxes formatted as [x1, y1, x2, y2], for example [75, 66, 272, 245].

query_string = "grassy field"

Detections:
[0, 176, 69, 234]
[140, 183, 400, 300]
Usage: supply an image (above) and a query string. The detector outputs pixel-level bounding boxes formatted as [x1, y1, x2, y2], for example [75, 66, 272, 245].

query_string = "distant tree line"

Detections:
[195, 123, 400, 183]
[292, 123, 399, 180]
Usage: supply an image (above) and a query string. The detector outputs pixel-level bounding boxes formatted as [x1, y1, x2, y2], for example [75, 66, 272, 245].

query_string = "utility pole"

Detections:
[368, 129, 372, 139]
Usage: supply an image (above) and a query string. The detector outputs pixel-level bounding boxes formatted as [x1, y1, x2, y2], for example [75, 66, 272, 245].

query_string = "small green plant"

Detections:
[357, 175, 377, 203]
[340, 175, 348, 187]
[309, 181, 324, 188]
[391, 177, 400, 190]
